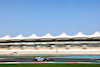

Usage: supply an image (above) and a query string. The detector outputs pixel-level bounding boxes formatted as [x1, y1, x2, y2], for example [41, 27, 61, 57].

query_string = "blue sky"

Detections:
[0, 0, 100, 37]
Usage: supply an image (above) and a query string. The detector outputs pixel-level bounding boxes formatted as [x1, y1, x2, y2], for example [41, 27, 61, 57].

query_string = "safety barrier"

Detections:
[0, 62, 100, 64]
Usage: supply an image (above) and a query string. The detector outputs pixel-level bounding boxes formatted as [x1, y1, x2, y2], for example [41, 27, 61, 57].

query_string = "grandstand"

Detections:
[0, 32, 100, 56]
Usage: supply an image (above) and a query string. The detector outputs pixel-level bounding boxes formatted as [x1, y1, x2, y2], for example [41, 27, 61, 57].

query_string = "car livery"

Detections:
[32, 57, 54, 62]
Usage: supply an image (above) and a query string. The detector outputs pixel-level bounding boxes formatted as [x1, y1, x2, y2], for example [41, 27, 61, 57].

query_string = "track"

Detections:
[0, 58, 100, 62]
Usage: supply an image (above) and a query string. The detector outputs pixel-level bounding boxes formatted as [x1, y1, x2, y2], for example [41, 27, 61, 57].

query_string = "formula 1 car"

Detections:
[32, 56, 54, 62]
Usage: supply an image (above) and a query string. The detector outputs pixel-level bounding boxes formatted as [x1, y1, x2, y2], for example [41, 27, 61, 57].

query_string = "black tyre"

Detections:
[33, 59, 37, 61]
[32, 57, 37, 61]
[50, 58, 54, 61]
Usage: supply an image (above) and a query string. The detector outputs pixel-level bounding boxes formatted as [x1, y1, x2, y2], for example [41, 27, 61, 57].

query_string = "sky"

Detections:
[0, 0, 100, 37]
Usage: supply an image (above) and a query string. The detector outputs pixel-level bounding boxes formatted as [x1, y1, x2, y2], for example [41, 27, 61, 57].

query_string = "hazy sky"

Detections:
[0, 0, 100, 37]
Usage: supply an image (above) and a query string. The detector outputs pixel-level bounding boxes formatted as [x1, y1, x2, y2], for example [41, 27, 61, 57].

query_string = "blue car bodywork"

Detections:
[32, 57, 54, 62]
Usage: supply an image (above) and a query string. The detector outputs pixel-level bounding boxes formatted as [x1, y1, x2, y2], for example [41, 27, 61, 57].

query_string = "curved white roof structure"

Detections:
[0, 35, 12, 41]
[10, 34, 25, 41]
[55, 33, 72, 40]
[89, 31, 100, 39]
[24, 34, 40, 41]
[72, 32, 89, 39]
[40, 33, 55, 40]
[27, 34, 39, 38]
[0, 32, 100, 41]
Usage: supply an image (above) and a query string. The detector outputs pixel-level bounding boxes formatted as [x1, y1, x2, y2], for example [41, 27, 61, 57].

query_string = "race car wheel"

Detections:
[50, 58, 54, 61]
[34, 59, 37, 61]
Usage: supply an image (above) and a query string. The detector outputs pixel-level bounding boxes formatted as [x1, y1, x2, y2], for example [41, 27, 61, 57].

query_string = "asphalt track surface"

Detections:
[0, 58, 100, 62]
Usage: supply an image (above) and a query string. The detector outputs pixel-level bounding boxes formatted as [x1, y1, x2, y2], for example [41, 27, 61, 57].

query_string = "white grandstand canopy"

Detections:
[24, 34, 40, 41]
[55, 33, 72, 40]
[10, 34, 25, 41]
[89, 31, 100, 39]
[72, 32, 89, 39]
[39, 33, 55, 40]
[0, 31, 100, 41]
[0, 35, 12, 41]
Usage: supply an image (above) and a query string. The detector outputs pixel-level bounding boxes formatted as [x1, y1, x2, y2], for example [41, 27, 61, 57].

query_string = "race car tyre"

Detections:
[50, 58, 54, 61]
